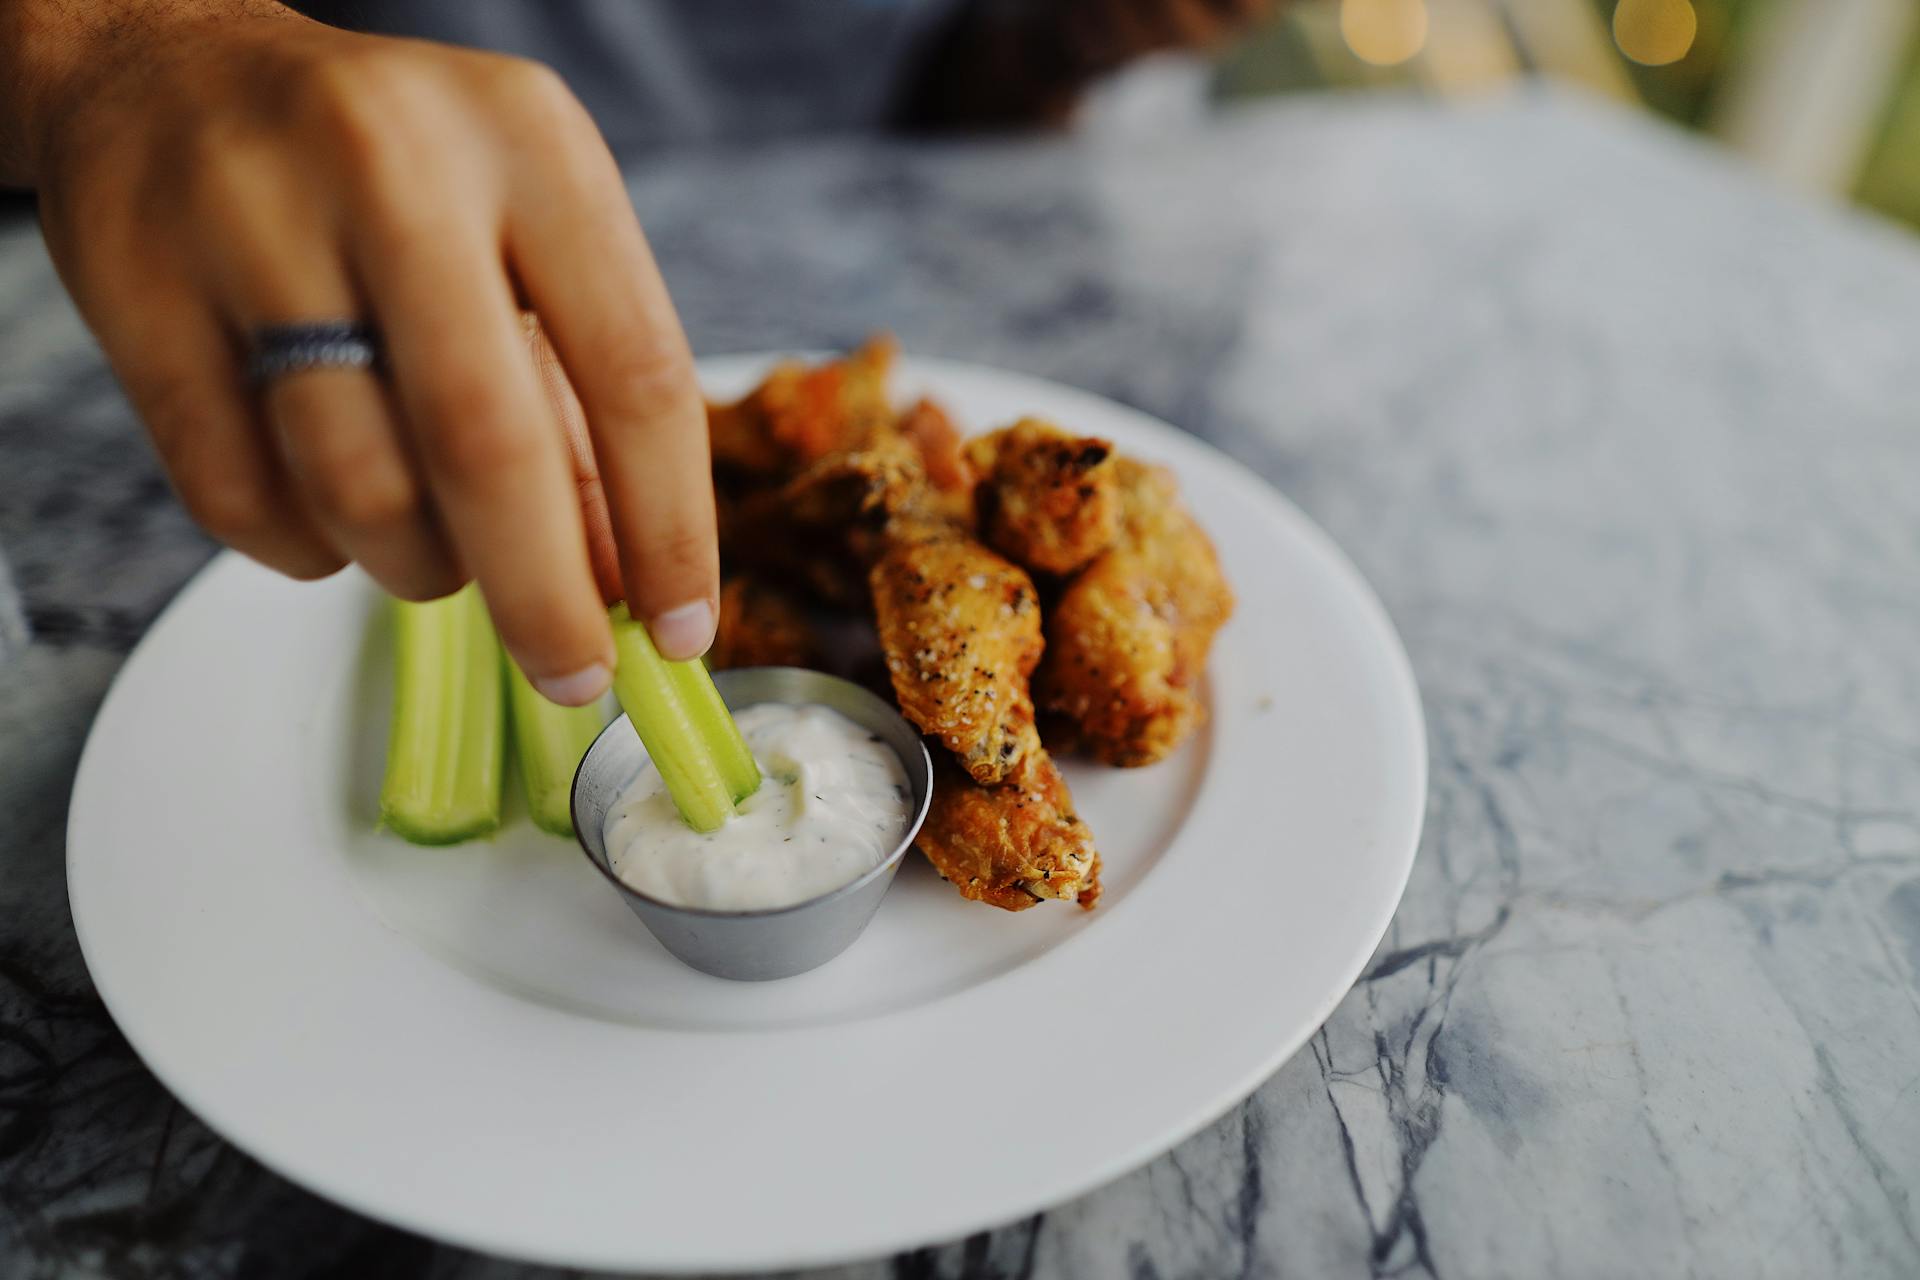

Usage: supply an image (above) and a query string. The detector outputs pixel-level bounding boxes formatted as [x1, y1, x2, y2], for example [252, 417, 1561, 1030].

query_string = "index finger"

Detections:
[505, 120, 718, 661]
[525, 315, 622, 605]
[355, 220, 616, 705]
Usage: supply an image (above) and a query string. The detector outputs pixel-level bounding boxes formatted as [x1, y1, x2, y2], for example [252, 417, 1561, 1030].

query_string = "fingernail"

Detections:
[534, 662, 612, 707]
[648, 599, 716, 662]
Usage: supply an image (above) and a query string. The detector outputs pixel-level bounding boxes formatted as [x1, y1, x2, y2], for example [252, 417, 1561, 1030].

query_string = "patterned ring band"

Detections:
[247, 321, 383, 383]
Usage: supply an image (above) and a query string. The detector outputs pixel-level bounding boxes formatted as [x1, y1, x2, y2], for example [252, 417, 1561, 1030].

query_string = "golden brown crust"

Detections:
[917, 749, 1100, 912]
[718, 435, 928, 610]
[870, 525, 1044, 786]
[707, 336, 898, 481]
[702, 340, 1229, 912]
[893, 397, 973, 496]
[1036, 458, 1234, 767]
[965, 418, 1119, 576]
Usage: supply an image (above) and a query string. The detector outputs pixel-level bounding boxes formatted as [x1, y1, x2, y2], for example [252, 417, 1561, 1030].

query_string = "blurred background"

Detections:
[1204, 0, 1920, 229]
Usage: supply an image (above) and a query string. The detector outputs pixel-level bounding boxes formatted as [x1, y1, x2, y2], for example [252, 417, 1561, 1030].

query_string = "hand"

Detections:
[10, 1, 716, 702]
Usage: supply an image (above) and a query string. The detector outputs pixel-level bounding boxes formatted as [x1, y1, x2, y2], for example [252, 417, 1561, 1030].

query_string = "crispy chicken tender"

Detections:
[918, 750, 1101, 911]
[965, 418, 1119, 576]
[870, 522, 1044, 786]
[708, 336, 898, 480]
[709, 577, 822, 671]
[1036, 458, 1234, 767]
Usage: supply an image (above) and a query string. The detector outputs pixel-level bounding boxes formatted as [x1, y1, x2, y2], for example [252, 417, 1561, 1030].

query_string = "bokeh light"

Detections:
[1340, 0, 1430, 68]
[1613, 0, 1698, 68]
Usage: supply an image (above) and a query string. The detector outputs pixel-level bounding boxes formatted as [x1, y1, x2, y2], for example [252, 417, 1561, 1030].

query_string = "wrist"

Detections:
[0, 0, 293, 186]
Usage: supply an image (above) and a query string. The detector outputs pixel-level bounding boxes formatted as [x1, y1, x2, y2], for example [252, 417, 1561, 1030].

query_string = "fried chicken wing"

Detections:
[708, 336, 898, 480]
[721, 429, 929, 610]
[708, 577, 823, 671]
[917, 750, 1100, 911]
[893, 397, 970, 493]
[1036, 458, 1234, 767]
[965, 418, 1119, 576]
[870, 523, 1044, 785]
[778, 434, 926, 528]
[719, 434, 929, 608]
[888, 397, 975, 525]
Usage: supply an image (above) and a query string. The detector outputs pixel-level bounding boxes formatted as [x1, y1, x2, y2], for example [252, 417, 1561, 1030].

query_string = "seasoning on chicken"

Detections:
[965, 418, 1120, 576]
[708, 336, 898, 480]
[917, 750, 1101, 911]
[708, 577, 823, 672]
[1036, 458, 1234, 767]
[869, 522, 1044, 786]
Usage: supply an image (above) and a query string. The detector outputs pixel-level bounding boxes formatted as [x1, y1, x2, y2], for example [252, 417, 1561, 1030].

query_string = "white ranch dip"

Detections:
[605, 702, 912, 911]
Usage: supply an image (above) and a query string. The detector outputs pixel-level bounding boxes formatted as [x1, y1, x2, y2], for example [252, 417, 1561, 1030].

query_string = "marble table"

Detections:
[4, 87, 1919, 1278]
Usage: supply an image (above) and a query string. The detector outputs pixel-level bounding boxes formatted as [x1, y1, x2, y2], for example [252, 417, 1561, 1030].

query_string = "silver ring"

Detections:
[247, 321, 382, 383]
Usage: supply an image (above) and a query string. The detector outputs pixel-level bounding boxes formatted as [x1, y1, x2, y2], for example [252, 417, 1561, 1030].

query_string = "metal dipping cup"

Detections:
[570, 667, 934, 981]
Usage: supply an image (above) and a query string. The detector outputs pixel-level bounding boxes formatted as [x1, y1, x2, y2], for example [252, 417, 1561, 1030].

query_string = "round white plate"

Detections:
[67, 357, 1425, 1273]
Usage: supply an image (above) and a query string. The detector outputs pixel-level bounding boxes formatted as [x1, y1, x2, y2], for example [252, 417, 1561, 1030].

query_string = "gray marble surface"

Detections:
[5, 87, 1920, 1278]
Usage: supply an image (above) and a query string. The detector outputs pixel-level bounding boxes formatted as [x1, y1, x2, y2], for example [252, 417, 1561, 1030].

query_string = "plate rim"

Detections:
[66, 353, 1427, 1272]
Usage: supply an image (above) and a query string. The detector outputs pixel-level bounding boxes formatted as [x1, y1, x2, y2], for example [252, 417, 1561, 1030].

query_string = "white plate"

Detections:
[67, 357, 1425, 1273]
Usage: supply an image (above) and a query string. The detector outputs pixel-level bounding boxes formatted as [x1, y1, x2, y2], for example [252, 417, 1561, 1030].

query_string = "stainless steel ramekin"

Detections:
[570, 667, 933, 981]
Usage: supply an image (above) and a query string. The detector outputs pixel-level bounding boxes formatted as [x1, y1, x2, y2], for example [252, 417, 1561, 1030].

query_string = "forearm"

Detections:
[0, 0, 289, 185]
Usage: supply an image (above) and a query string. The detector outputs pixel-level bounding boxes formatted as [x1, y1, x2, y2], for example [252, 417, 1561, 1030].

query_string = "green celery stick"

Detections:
[609, 605, 760, 832]
[665, 658, 760, 804]
[505, 658, 609, 836]
[381, 585, 505, 844]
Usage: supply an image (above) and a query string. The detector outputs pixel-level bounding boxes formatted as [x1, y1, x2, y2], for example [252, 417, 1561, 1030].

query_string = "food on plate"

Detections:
[869, 519, 1045, 787]
[380, 584, 506, 845]
[505, 658, 609, 836]
[716, 436, 924, 609]
[604, 702, 913, 911]
[608, 604, 762, 833]
[708, 335, 897, 478]
[1036, 458, 1235, 767]
[709, 577, 822, 672]
[966, 418, 1120, 576]
[698, 339, 1232, 910]
[917, 750, 1101, 911]
[891, 397, 971, 495]
[375, 339, 1229, 918]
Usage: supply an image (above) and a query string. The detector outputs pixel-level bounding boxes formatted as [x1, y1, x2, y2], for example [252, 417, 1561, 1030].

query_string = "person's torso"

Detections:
[291, 1, 957, 154]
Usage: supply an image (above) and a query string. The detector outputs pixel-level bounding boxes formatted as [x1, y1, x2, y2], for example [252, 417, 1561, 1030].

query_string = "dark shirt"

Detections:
[290, 1, 959, 155]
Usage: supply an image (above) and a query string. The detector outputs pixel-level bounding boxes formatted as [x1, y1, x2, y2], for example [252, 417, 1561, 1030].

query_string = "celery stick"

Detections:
[505, 658, 609, 836]
[665, 659, 761, 804]
[380, 585, 504, 844]
[608, 605, 759, 832]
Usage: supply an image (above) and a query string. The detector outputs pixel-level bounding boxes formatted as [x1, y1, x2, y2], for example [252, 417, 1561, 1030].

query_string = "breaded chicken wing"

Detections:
[777, 434, 926, 529]
[918, 750, 1101, 911]
[708, 336, 897, 480]
[965, 418, 1119, 576]
[708, 577, 822, 671]
[892, 397, 971, 493]
[1036, 458, 1234, 766]
[887, 397, 975, 525]
[718, 434, 930, 608]
[870, 523, 1044, 785]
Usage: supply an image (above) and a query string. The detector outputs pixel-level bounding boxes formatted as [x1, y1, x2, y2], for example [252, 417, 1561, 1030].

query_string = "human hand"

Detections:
[11, 1, 715, 702]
